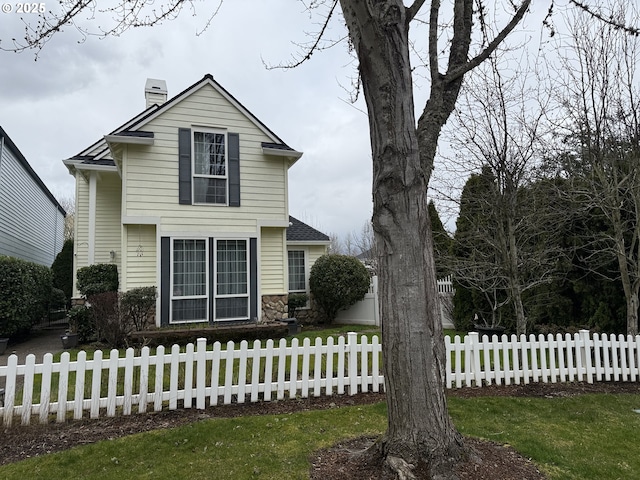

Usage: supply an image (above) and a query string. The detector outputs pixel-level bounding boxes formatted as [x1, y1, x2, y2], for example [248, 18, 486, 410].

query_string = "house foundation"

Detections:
[261, 295, 288, 323]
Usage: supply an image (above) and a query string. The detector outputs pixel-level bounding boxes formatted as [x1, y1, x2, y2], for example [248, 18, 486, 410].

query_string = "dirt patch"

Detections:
[2, 382, 639, 477]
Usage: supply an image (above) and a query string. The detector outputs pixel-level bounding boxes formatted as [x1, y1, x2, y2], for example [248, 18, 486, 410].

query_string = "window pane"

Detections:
[217, 240, 247, 295]
[194, 132, 226, 176]
[172, 298, 207, 322]
[288, 250, 306, 291]
[194, 178, 226, 204]
[173, 239, 206, 297]
[216, 297, 248, 319]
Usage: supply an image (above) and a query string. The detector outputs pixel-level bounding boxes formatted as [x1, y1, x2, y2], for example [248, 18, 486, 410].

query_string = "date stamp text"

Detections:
[2, 3, 46, 14]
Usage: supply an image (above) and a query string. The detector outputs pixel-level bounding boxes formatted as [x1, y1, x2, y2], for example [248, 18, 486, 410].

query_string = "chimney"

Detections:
[144, 78, 168, 109]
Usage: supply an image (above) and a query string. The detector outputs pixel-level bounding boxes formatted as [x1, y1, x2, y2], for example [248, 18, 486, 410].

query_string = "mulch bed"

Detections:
[2, 382, 639, 477]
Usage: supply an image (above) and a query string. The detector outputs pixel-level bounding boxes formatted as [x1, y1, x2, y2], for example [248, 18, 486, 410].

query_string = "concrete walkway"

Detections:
[0, 325, 67, 367]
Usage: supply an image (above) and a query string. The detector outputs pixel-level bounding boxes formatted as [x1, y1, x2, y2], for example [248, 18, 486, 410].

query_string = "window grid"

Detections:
[193, 130, 227, 204]
[288, 250, 306, 292]
[215, 239, 249, 320]
[171, 239, 208, 323]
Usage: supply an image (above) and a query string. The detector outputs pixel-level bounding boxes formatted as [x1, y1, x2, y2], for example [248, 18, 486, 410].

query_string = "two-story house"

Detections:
[64, 75, 329, 326]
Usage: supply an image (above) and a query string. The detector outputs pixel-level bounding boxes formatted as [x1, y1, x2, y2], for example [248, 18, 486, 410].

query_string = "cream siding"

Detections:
[73, 174, 90, 297]
[122, 84, 288, 233]
[123, 224, 157, 290]
[307, 245, 328, 267]
[260, 227, 287, 295]
[94, 173, 122, 267]
[73, 173, 122, 296]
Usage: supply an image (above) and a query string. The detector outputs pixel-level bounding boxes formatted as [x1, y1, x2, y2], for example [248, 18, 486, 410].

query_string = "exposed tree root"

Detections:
[386, 455, 417, 480]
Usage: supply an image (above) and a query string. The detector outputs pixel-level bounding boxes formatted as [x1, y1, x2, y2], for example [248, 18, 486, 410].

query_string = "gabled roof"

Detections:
[287, 216, 331, 243]
[0, 126, 66, 216]
[65, 74, 302, 170]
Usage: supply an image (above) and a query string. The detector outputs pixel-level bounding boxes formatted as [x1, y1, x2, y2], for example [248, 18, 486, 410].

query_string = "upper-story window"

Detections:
[193, 130, 227, 205]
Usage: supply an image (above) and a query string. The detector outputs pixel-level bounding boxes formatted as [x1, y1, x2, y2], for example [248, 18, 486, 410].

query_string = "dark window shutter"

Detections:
[178, 128, 192, 205]
[228, 133, 240, 207]
[160, 237, 171, 326]
[250, 238, 258, 320]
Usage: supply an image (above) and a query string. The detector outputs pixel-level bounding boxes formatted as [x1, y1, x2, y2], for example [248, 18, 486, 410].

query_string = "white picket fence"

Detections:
[1, 330, 639, 427]
[446, 330, 640, 388]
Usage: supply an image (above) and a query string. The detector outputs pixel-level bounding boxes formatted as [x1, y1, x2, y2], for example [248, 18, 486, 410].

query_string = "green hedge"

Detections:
[309, 254, 371, 323]
[0, 256, 52, 337]
[51, 239, 74, 305]
[76, 263, 118, 297]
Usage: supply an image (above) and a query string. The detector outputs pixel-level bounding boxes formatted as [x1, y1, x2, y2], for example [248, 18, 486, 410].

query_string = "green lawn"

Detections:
[1, 392, 639, 479]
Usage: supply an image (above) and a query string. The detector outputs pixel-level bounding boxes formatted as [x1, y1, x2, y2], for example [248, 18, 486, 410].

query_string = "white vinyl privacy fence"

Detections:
[1, 330, 639, 426]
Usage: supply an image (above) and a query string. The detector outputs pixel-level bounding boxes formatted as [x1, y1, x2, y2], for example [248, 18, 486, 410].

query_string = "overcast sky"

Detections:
[0, 1, 377, 239]
[0, 1, 558, 239]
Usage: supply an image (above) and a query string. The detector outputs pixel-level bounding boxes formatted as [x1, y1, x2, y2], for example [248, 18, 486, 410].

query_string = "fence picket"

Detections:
[325, 337, 334, 395]
[288, 338, 299, 399]
[238, 340, 249, 404]
[154, 346, 166, 412]
[39, 353, 53, 423]
[21, 355, 35, 426]
[314, 337, 323, 397]
[277, 338, 287, 400]
[75, 351, 87, 420]
[371, 335, 380, 392]
[4, 331, 640, 426]
[210, 342, 222, 406]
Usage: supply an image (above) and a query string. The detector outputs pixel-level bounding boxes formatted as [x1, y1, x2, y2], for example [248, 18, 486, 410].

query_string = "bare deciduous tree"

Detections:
[553, 3, 640, 335]
[446, 56, 560, 335]
[57, 195, 75, 241]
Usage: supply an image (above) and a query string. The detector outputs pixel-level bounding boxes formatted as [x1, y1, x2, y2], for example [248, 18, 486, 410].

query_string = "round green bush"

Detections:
[309, 254, 371, 323]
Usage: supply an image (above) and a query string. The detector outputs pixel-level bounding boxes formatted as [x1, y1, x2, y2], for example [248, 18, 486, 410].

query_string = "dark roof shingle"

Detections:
[287, 216, 330, 242]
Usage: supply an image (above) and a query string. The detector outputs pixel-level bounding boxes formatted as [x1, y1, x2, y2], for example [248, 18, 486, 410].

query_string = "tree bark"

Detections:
[339, 0, 465, 476]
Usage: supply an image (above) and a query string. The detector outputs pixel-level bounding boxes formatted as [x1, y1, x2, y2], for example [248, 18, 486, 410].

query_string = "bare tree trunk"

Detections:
[340, 1, 465, 475]
[507, 216, 527, 335]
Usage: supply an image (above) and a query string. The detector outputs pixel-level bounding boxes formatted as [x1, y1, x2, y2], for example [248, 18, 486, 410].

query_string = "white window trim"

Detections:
[192, 127, 228, 206]
[169, 238, 209, 324]
[214, 238, 250, 322]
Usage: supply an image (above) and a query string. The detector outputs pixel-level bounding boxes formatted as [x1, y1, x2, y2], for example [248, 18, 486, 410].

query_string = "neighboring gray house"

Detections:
[0, 126, 66, 266]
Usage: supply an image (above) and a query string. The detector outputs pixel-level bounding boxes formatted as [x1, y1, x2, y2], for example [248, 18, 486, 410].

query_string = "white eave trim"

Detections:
[122, 216, 161, 225]
[62, 160, 118, 172]
[262, 146, 303, 159]
[287, 240, 332, 246]
[257, 219, 290, 228]
[104, 134, 154, 146]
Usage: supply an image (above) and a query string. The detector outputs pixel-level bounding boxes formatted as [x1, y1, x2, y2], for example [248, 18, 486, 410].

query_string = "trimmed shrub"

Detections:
[287, 293, 308, 318]
[0, 256, 52, 337]
[50, 288, 67, 310]
[68, 305, 95, 343]
[51, 239, 74, 305]
[77, 264, 118, 297]
[309, 254, 371, 323]
[88, 291, 124, 347]
[120, 286, 157, 331]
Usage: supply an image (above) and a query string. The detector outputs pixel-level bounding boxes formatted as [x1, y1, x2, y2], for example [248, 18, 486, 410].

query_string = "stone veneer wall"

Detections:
[291, 295, 327, 325]
[261, 294, 327, 324]
[261, 294, 288, 323]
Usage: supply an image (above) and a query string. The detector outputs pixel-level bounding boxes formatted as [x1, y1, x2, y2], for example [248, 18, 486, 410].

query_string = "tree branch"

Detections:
[406, 0, 427, 23]
[446, 0, 531, 82]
